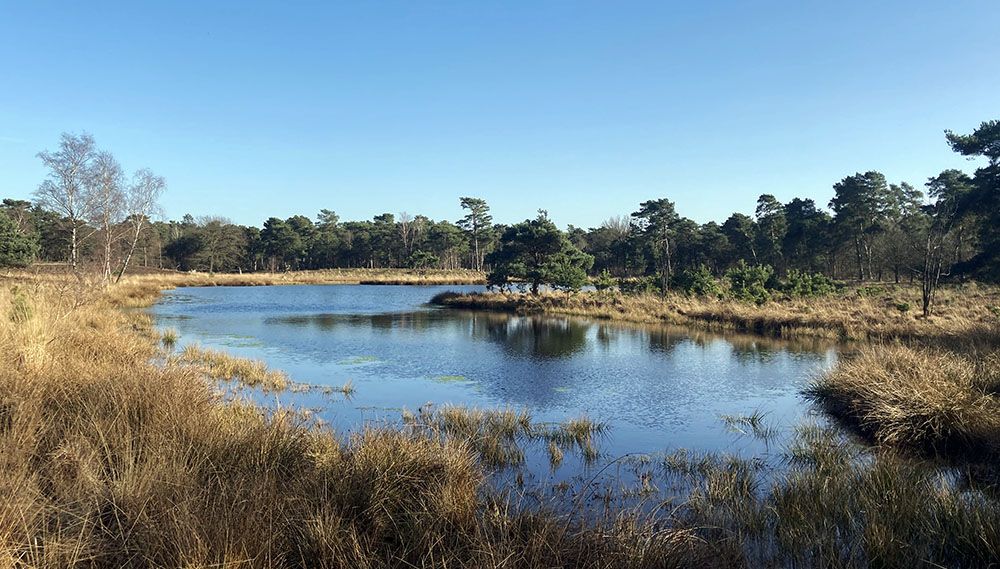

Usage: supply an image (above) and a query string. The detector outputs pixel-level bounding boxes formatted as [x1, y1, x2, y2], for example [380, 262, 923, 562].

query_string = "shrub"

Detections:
[856, 284, 885, 297]
[593, 269, 616, 293]
[673, 265, 722, 297]
[408, 250, 439, 269]
[782, 269, 838, 298]
[725, 262, 773, 305]
[0, 211, 38, 268]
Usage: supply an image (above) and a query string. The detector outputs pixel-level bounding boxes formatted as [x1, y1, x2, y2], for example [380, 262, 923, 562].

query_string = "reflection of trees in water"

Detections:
[269, 310, 836, 363]
[472, 315, 589, 360]
[595, 321, 836, 364]
[269, 311, 468, 334]
[268, 310, 590, 359]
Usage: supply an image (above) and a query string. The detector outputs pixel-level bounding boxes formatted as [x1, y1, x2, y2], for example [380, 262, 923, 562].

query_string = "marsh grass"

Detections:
[433, 284, 1000, 343]
[338, 379, 356, 397]
[179, 343, 291, 391]
[128, 267, 485, 289]
[3, 275, 1000, 567]
[159, 327, 178, 348]
[720, 410, 780, 443]
[402, 405, 608, 470]
[807, 344, 1000, 458]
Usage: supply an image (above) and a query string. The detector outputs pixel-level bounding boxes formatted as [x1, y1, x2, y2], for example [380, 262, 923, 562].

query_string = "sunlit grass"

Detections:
[807, 344, 1000, 456]
[179, 343, 290, 391]
[159, 327, 178, 348]
[1, 273, 999, 567]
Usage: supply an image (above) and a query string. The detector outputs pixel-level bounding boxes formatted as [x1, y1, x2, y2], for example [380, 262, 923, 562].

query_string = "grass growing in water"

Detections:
[720, 410, 779, 442]
[807, 344, 1000, 457]
[180, 343, 290, 391]
[159, 327, 178, 348]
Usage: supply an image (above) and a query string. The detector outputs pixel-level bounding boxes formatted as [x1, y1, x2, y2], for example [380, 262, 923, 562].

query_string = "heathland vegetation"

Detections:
[1, 119, 1000, 566]
[2, 278, 999, 567]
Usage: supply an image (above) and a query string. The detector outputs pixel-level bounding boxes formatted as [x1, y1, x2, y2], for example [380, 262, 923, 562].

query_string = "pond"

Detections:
[150, 284, 839, 485]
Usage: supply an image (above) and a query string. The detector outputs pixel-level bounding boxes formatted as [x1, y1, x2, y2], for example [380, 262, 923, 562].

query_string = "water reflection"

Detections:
[271, 308, 832, 364]
[151, 285, 839, 461]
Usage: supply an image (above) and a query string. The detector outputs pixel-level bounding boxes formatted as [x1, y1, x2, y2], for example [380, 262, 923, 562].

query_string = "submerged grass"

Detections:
[2, 274, 1000, 567]
[403, 405, 608, 470]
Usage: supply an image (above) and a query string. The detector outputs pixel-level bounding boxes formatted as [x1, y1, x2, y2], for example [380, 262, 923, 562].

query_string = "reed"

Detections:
[179, 343, 291, 391]
[159, 327, 178, 348]
[807, 344, 1000, 457]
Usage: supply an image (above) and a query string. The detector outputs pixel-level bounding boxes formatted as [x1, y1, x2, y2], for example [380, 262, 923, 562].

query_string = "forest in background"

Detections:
[2, 120, 998, 300]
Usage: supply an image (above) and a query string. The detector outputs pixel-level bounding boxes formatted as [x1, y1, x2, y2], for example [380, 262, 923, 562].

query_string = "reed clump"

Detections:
[180, 343, 291, 391]
[807, 344, 1000, 456]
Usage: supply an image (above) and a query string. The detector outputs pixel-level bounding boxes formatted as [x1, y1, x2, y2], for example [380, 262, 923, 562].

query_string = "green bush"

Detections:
[782, 269, 838, 298]
[725, 262, 773, 305]
[895, 302, 911, 313]
[672, 265, 722, 297]
[592, 269, 616, 293]
[408, 250, 439, 269]
[0, 211, 38, 269]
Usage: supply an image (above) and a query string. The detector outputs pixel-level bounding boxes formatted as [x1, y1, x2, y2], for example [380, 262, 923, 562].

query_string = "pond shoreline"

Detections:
[429, 287, 1000, 344]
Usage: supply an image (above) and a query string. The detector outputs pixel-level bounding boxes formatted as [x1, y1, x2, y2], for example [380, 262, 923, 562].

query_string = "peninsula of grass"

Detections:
[431, 284, 1000, 343]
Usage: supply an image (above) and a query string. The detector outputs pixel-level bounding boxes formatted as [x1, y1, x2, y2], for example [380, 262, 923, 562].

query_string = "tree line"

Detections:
[1, 120, 997, 310]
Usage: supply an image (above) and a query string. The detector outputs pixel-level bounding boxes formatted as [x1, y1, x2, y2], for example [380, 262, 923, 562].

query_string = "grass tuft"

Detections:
[179, 343, 291, 391]
[807, 344, 1000, 457]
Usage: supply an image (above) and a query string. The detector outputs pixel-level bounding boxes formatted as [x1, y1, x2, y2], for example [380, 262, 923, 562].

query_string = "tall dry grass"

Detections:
[2, 276, 999, 567]
[179, 344, 291, 391]
[130, 267, 486, 288]
[0, 280, 730, 568]
[808, 345, 1000, 456]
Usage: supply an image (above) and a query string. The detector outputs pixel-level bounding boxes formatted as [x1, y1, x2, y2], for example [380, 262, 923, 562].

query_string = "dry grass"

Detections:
[131, 267, 486, 288]
[0, 278, 735, 568]
[179, 344, 291, 391]
[433, 283, 1000, 343]
[2, 274, 999, 567]
[808, 344, 1000, 456]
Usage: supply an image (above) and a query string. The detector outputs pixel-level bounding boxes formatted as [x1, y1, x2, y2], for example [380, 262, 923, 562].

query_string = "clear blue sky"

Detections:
[1, 1, 997, 229]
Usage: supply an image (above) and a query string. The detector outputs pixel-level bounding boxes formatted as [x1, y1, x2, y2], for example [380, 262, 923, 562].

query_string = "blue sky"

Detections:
[1, 1, 997, 229]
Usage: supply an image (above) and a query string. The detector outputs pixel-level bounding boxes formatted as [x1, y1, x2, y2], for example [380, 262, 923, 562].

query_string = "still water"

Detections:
[151, 284, 838, 472]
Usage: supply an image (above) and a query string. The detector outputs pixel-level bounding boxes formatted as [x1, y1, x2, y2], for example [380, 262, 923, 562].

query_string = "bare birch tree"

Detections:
[86, 151, 126, 281]
[116, 168, 165, 282]
[398, 211, 413, 258]
[34, 133, 96, 270]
